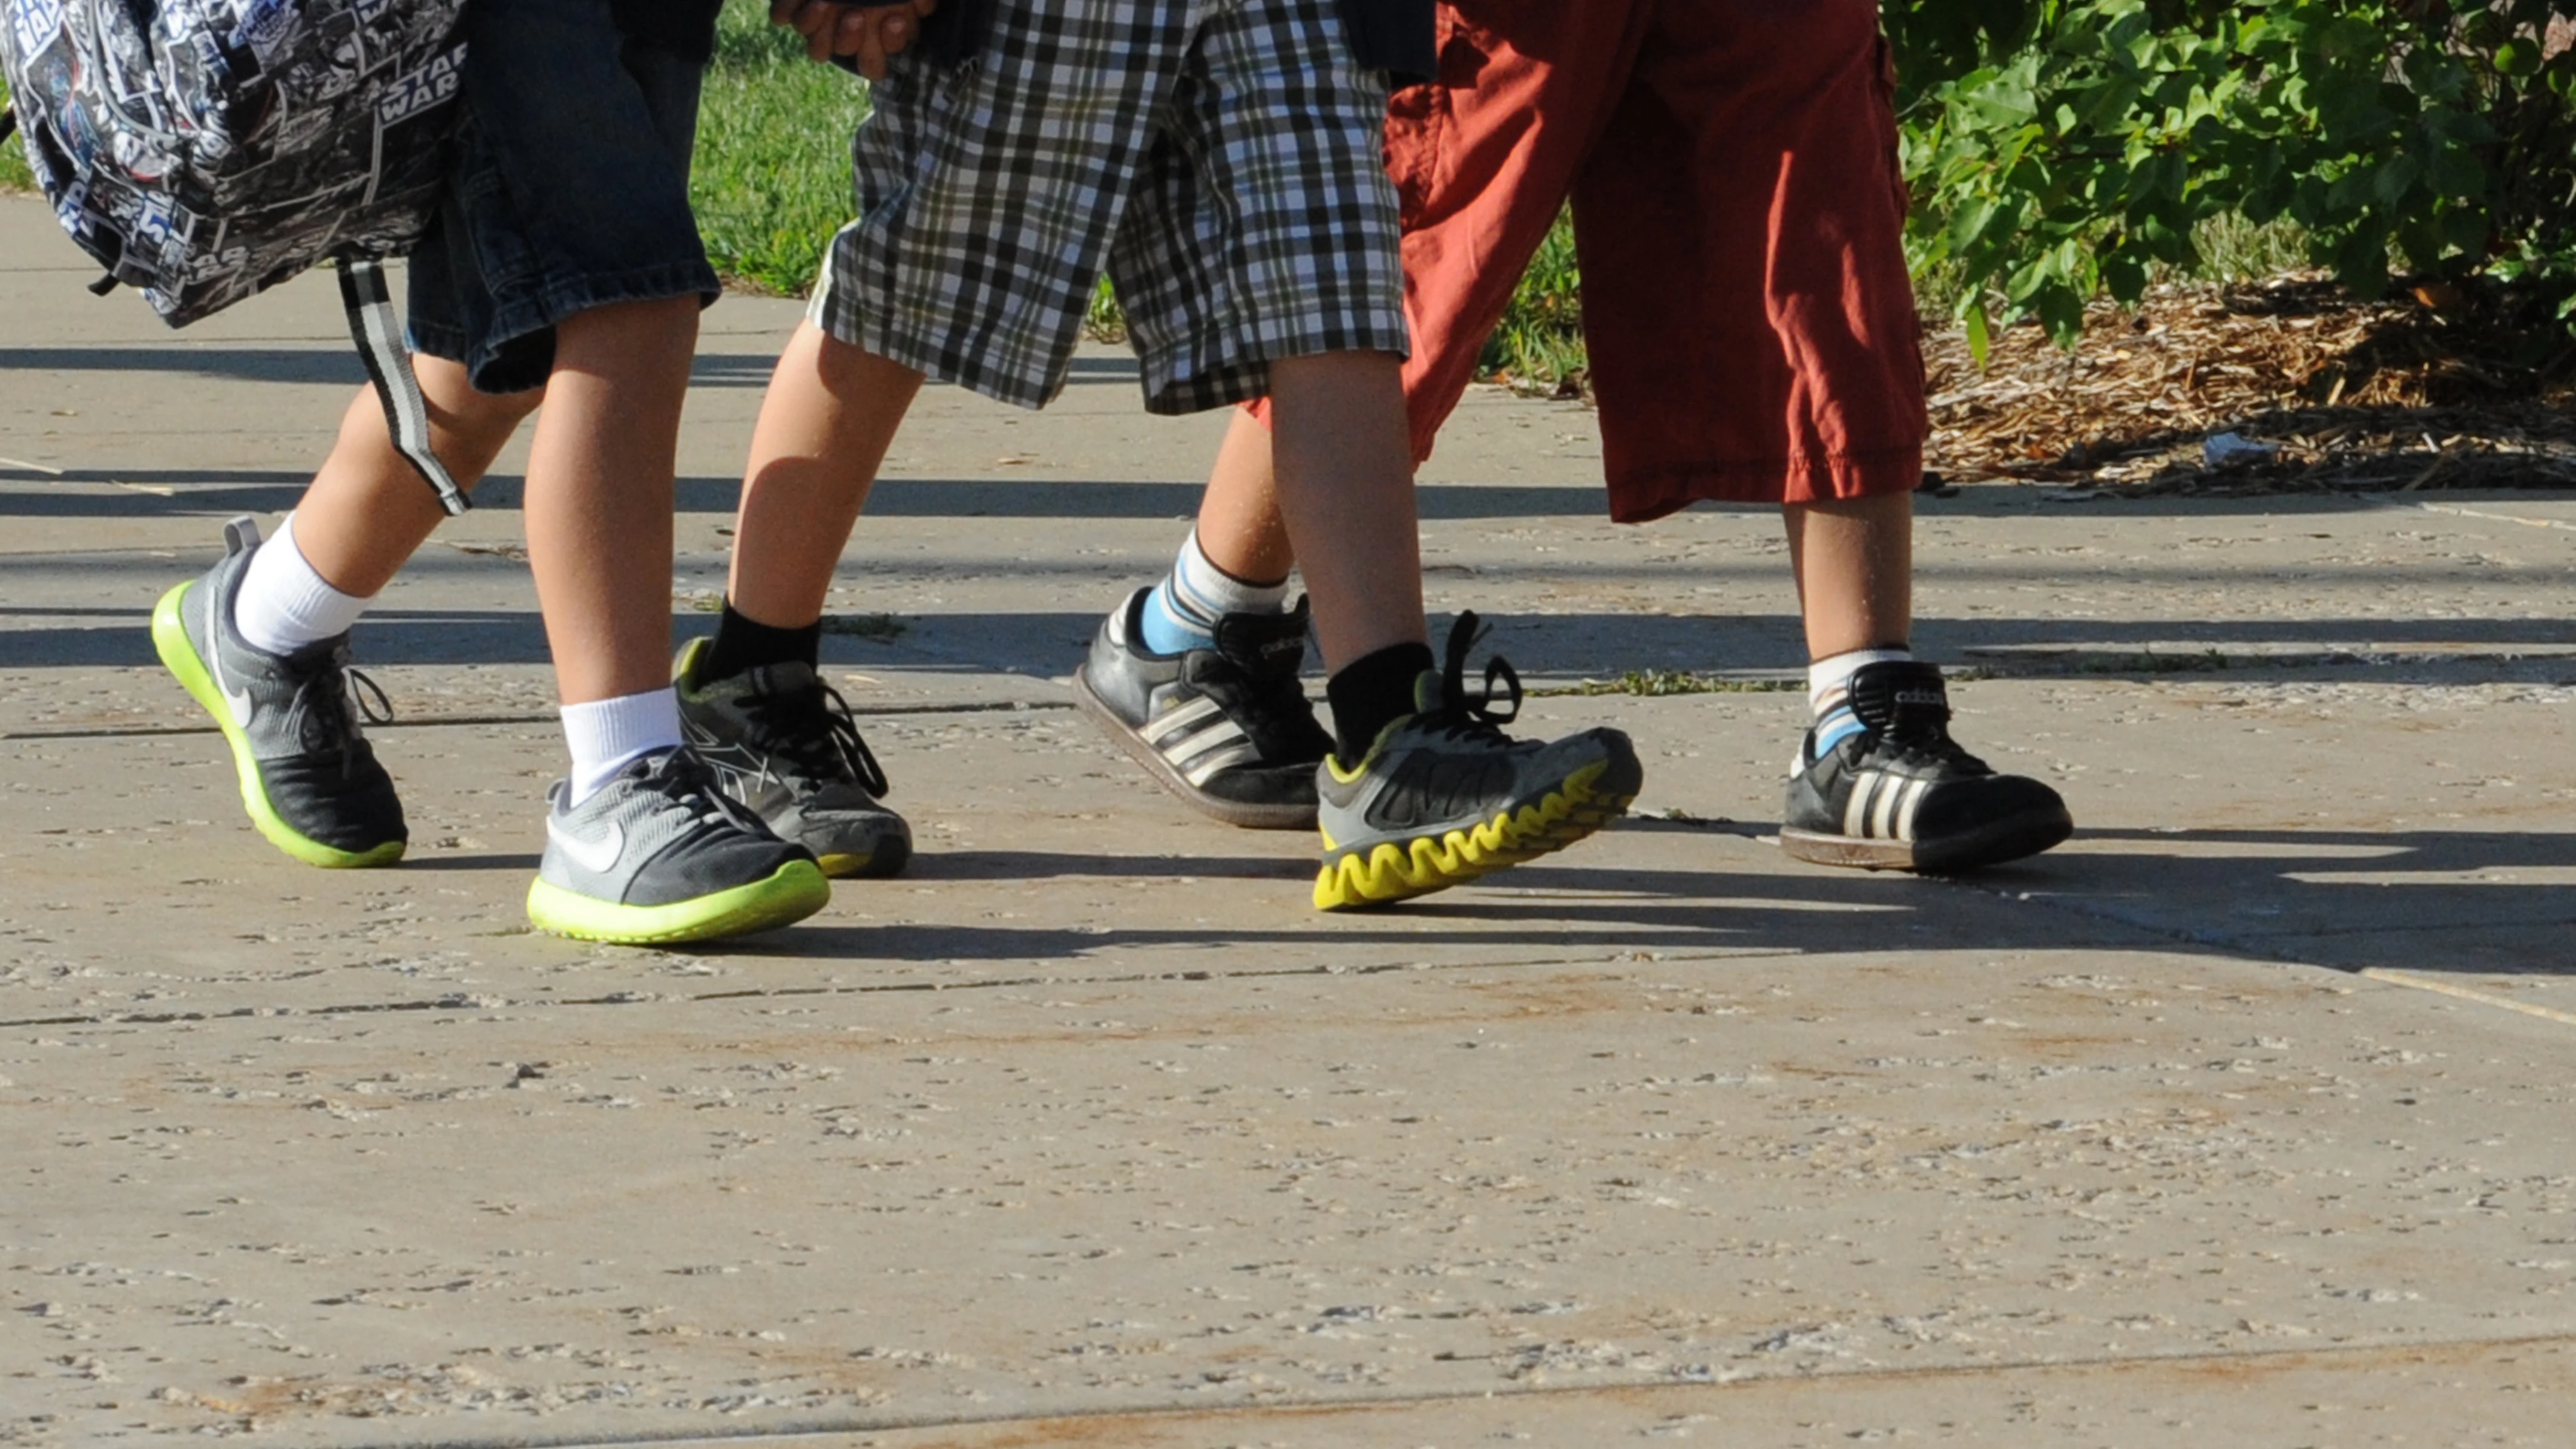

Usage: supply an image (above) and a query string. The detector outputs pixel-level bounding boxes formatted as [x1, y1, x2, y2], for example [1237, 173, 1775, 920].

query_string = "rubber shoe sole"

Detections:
[151, 580, 404, 870]
[1071, 663, 1316, 830]
[1779, 807, 2073, 874]
[1313, 756, 1639, 911]
[525, 859, 831, 945]
[817, 844, 909, 879]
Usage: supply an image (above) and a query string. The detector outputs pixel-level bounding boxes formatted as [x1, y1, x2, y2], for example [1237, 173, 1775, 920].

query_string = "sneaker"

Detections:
[672, 638, 912, 878]
[1070, 588, 1332, 830]
[1779, 660, 2072, 873]
[1313, 614, 1643, 910]
[150, 516, 407, 868]
[525, 746, 831, 944]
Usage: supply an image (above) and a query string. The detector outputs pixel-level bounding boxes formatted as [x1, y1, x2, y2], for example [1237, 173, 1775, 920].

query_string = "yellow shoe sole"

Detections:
[1313, 759, 1634, 911]
[527, 860, 831, 945]
[151, 580, 404, 870]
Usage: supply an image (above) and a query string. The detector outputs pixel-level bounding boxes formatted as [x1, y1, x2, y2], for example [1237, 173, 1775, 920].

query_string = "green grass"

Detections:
[691, 1, 874, 294]
[1535, 669, 1801, 698]
[0, 75, 32, 192]
[820, 611, 907, 641]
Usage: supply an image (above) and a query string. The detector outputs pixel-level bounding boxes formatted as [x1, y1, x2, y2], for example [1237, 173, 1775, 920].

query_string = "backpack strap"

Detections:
[336, 255, 470, 516]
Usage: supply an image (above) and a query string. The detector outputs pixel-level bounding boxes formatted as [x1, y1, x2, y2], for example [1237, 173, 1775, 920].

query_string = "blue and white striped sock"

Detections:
[1138, 528, 1290, 656]
[1806, 646, 1913, 761]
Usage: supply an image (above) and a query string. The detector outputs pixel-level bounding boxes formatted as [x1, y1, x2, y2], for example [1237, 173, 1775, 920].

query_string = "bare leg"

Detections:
[726, 321, 925, 628]
[288, 358, 540, 599]
[1195, 409, 1296, 583]
[1266, 352, 1427, 669]
[520, 295, 703, 706]
[1785, 491, 1913, 660]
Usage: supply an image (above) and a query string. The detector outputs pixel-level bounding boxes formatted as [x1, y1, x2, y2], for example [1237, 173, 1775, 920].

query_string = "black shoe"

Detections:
[1070, 588, 1332, 829]
[1313, 613, 1643, 910]
[673, 639, 913, 879]
[150, 516, 407, 867]
[1779, 661, 2072, 873]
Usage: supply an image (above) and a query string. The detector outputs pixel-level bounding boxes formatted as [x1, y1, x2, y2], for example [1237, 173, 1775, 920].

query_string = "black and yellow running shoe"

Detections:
[1313, 615, 1641, 910]
[150, 516, 407, 869]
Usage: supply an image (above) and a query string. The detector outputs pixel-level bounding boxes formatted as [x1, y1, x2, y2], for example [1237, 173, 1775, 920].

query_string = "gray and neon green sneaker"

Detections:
[526, 746, 830, 945]
[150, 516, 407, 868]
[1313, 614, 1642, 911]
[673, 638, 912, 878]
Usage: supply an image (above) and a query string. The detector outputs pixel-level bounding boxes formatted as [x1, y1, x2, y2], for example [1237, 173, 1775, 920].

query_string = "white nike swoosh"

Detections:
[547, 816, 626, 875]
[205, 588, 255, 729]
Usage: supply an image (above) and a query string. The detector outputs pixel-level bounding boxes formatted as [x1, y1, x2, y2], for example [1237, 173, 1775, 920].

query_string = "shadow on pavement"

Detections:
[7, 596, 2569, 685]
[1987, 826, 2576, 978]
[767, 827, 2576, 977]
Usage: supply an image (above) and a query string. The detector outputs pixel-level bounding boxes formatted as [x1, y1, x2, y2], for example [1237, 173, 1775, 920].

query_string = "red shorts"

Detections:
[1255, 0, 1928, 521]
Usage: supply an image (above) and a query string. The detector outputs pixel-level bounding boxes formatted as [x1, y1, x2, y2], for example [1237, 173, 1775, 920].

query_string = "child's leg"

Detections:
[1195, 410, 1296, 585]
[720, 320, 922, 636]
[1785, 492, 1913, 661]
[676, 321, 921, 879]
[522, 294, 700, 706]
[1090, 0, 1644, 824]
[1265, 352, 1424, 673]
[284, 363, 538, 602]
[1109, 0, 1638, 908]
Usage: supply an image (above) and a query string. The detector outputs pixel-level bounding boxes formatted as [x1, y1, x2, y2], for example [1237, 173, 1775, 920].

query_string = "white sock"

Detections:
[232, 513, 373, 656]
[560, 688, 683, 804]
[1803, 646, 1913, 764]
[1140, 528, 1291, 654]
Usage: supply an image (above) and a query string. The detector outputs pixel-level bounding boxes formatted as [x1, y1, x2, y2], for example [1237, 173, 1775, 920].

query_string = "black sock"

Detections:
[1326, 641, 1436, 763]
[700, 600, 821, 684]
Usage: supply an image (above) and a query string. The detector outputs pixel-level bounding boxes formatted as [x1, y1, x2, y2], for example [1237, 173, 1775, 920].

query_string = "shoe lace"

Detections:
[1424, 611, 1522, 744]
[1862, 714, 1990, 777]
[646, 746, 781, 836]
[283, 647, 392, 778]
[741, 675, 893, 798]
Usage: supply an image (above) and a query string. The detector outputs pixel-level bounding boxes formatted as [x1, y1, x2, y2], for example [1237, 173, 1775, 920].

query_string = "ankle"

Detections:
[1324, 641, 1434, 763]
[700, 600, 822, 686]
[1139, 529, 1290, 654]
[561, 688, 682, 803]
[1807, 645, 1911, 753]
[232, 513, 375, 656]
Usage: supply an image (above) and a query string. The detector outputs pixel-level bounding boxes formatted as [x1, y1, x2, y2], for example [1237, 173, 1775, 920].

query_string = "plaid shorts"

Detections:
[807, 0, 1409, 414]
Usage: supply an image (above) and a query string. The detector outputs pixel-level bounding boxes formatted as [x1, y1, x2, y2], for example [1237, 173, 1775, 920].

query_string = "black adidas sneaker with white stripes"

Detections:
[1779, 661, 2072, 873]
[1071, 588, 1333, 829]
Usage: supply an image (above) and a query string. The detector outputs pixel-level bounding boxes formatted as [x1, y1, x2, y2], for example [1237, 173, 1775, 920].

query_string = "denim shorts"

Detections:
[406, 0, 720, 395]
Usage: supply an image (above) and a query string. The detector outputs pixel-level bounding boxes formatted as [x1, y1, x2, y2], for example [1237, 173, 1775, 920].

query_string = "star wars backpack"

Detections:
[1, 0, 472, 512]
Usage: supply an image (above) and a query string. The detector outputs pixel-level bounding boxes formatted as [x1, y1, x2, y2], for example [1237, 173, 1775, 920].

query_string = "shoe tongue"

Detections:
[1410, 668, 1445, 715]
[1208, 601, 1310, 680]
[277, 633, 353, 670]
[741, 659, 821, 697]
[1847, 661, 1950, 733]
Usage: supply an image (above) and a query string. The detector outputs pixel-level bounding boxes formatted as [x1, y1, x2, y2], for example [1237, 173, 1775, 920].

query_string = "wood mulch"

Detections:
[1920, 274, 2576, 496]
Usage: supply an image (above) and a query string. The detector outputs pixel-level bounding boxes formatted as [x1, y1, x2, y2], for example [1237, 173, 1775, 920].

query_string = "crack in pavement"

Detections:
[321, 1331, 2576, 1449]
[0, 945, 1808, 1031]
[0, 699, 1077, 741]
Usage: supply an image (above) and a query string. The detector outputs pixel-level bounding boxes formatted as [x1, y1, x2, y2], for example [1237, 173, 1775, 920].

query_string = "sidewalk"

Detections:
[4, 192, 2574, 1447]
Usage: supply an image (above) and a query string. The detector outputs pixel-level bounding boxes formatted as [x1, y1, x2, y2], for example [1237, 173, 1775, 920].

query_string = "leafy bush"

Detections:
[1896, 1, 2576, 355]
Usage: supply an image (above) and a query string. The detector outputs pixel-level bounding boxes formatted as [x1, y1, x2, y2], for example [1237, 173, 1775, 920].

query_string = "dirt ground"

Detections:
[1920, 273, 2576, 497]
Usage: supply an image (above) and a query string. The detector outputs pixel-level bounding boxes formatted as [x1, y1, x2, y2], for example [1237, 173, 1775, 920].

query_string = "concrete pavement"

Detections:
[4, 194, 2574, 1447]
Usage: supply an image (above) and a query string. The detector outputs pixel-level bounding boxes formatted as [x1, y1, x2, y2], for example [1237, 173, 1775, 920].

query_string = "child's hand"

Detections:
[769, 0, 939, 79]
